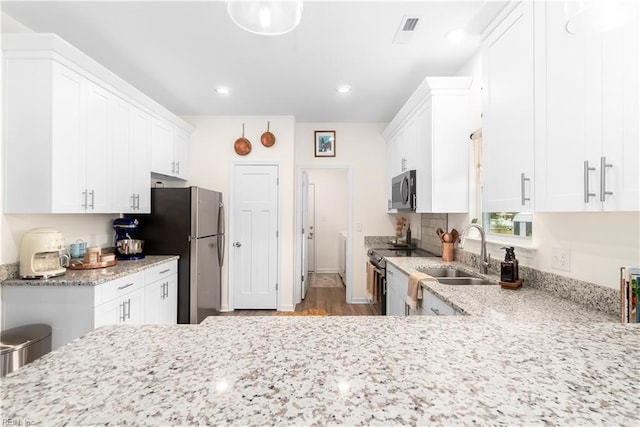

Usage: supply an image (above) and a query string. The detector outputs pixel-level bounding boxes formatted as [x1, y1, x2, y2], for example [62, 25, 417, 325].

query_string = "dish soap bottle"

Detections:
[406, 224, 412, 245]
[500, 247, 519, 282]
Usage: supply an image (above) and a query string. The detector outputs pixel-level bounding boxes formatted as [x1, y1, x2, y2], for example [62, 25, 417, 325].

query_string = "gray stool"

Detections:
[1, 324, 52, 377]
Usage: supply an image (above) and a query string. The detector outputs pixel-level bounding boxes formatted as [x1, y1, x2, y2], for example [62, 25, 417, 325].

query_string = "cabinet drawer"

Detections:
[94, 271, 144, 306]
[145, 260, 178, 284]
[423, 290, 458, 316]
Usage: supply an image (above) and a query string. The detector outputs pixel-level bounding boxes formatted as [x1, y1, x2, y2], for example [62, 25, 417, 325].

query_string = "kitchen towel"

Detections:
[366, 262, 377, 302]
[406, 271, 436, 311]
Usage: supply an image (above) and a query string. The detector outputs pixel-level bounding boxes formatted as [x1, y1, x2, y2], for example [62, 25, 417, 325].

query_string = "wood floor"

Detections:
[219, 273, 379, 316]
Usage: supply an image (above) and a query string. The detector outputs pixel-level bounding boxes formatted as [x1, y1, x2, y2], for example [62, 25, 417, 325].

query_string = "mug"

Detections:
[70, 240, 87, 259]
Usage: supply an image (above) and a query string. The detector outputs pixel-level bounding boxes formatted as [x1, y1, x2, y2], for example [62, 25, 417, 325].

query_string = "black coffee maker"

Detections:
[113, 218, 145, 260]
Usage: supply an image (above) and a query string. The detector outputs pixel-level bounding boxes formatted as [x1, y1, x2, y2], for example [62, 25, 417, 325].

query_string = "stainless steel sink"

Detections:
[416, 267, 474, 278]
[436, 277, 495, 286]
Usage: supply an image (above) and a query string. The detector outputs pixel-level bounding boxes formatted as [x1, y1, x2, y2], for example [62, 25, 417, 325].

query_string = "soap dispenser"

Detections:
[500, 247, 519, 282]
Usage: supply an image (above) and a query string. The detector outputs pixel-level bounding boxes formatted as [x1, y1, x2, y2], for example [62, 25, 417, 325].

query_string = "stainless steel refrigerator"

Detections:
[131, 187, 224, 324]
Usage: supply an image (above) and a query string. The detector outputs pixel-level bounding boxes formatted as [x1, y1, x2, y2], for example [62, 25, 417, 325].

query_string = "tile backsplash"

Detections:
[418, 213, 447, 256]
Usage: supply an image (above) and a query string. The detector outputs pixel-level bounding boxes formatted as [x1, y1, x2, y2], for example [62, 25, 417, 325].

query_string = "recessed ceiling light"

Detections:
[215, 86, 230, 95]
[447, 28, 465, 43]
[336, 85, 352, 94]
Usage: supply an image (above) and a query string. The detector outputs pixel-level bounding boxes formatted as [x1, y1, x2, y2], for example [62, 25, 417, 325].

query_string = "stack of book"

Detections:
[620, 267, 640, 323]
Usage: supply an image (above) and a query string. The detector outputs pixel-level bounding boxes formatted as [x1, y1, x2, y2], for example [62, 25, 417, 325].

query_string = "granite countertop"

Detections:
[386, 257, 618, 323]
[2, 317, 638, 426]
[1, 255, 178, 286]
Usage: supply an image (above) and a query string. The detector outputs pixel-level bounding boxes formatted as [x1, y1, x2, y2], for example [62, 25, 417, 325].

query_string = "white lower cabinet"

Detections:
[94, 286, 145, 328]
[1, 260, 177, 350]
[386, 264, 408, 316]
[143, 261, 178, 324]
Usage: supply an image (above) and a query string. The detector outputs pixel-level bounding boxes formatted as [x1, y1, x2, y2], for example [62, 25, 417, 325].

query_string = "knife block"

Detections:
[442, 242, 454, 262]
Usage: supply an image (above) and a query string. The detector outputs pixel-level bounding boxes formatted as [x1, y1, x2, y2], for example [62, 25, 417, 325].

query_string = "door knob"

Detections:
[233, 242, 242, 247]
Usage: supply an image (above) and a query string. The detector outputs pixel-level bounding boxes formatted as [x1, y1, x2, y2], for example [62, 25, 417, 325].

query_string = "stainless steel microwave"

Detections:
[391, 170, 416, 211]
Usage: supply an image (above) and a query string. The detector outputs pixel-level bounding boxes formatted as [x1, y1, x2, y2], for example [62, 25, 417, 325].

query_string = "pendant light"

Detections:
[564, 0, 631, 35]
[226, 0, 303, 36]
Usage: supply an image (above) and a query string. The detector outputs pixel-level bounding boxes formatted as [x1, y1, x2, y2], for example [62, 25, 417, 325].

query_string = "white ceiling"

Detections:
[1, 1, 507, 122]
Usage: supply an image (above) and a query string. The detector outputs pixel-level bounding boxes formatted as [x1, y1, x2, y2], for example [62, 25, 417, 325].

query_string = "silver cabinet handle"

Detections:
[233, 242, 242, 247]
[520, 173, 530, 206]
[89, 190, 95, 209]
[160, 282, 169, 300]
[117, 282, 135, 290]
[131, 194, 136, 210]
[159, 269, 170, 274]
[171, 161, 176, 174]
[387, 270, 394, 276]
[583, 160, 596, 203]
[82, 189, 88, 209]
[125, 299, 131, 320]
[430, 307, 441, 316]
[176, 161, 180, 175]
[136, 194, 140, 209]
[600, 156, 613, 202]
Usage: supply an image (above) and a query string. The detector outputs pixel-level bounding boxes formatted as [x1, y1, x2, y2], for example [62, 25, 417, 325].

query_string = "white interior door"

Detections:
[301, 172, 309, 299]
[231, 164, 279, 309]
[307, 183, 316, 273]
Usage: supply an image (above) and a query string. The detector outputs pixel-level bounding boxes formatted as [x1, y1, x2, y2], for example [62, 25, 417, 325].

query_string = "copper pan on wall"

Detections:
[260, 121, 276, 147]
[234, 123, 251, 155]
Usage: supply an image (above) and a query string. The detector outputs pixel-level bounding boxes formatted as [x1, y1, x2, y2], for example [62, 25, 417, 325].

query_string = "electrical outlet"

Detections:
[551, 248, 571, 272]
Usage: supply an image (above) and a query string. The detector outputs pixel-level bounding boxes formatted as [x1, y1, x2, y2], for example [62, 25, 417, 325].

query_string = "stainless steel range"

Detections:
[366, 246, 438, 315]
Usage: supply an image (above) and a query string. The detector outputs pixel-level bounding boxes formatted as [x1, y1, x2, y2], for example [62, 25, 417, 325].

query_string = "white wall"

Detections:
[182, 115, 296, 311]
[2, 215, 116, 264]
[295, 123, 397, 301]
[306, 169, 348, 273]
[447, 50, 640, 290]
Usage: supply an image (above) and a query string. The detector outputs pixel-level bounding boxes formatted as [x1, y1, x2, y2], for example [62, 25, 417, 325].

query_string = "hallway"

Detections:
[220, 273, 378, 316]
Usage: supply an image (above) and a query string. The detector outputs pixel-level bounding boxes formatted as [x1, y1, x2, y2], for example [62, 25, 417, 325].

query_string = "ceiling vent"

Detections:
[393, 15, 421, 44]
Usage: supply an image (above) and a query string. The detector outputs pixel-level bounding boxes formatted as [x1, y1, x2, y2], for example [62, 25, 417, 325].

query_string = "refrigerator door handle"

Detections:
[218, 234, 225, 267]
[218, 201, 225, 267]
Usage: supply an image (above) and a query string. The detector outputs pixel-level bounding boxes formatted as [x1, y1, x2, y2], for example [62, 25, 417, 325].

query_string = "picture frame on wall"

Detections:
[314, 130, 336, 157]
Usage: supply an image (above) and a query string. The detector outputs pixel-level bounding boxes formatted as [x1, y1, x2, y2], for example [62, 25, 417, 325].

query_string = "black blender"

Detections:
[113, 218, 145, 260]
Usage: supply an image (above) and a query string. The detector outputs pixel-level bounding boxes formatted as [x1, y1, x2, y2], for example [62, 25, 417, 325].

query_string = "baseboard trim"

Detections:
[350, 297, 371, 304]
[315, 268, 340, 274]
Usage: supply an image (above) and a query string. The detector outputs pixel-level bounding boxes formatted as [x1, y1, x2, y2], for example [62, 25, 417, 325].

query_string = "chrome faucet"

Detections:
[458, 224, 490, 274]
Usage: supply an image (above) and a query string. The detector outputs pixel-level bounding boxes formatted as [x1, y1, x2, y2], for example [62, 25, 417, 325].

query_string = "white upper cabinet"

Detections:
[533, 0, 639, 212]
[151, 118, 175, 177]
[2, 34, 192, 213]
[173, 128, 190, 181]
[150, 119, 190, 180]
[85, 81, 112, 213]
[384, 77, 471, 213]
[482, 1, 534, 213]
[4, 60, 113, 213]
[111, 99, 151, 214]
[481, 0, 638, 213]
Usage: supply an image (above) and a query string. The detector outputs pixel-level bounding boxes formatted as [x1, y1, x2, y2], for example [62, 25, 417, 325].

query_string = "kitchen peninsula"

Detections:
[1, 314, 638, 425]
